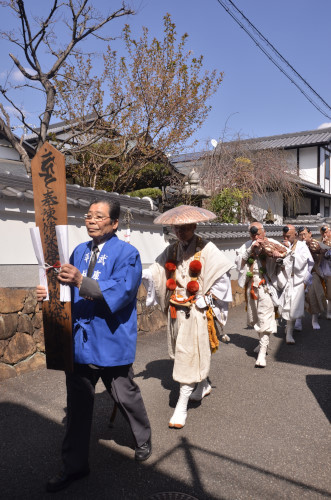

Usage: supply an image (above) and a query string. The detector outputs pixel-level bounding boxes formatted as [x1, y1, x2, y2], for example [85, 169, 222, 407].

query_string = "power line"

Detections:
[216, 0, 331, 120]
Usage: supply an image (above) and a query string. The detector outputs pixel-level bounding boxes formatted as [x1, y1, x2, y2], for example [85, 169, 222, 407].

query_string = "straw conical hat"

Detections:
[153, 205, 217, 225]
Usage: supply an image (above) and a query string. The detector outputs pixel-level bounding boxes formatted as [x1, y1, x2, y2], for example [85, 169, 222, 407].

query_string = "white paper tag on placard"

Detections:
[30, 226, 49, 301]
[55, 225, 71, 302]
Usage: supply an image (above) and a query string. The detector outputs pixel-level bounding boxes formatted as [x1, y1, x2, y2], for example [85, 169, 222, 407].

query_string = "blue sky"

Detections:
[1, 0, 331, 151]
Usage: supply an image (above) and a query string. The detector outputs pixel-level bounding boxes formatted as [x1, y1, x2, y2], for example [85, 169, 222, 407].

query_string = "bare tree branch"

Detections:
[0, 0, 134, 171]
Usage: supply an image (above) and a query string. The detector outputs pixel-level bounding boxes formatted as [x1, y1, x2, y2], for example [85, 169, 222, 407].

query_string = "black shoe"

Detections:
[135, 438, 152, 462]
[46, 468, 90, 493]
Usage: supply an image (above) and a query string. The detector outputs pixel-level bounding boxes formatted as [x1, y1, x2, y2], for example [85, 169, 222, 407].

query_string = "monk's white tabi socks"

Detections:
[255, 334, 269, 368]
[189, 378, 212, 401]
[286, 320, 295, 344]
[312, 314, 321, 330]
[327, 301, 331, 320]
[169, 384, 194, 429]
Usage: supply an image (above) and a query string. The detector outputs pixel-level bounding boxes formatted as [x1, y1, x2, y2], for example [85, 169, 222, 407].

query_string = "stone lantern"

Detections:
[181, 169, 209, 206]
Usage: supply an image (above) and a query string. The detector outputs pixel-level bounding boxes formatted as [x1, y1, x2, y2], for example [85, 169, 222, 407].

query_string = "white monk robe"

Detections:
[142, 235, 234, 385]
[278, 240, 314, 320]
[235, 239, 281, 335]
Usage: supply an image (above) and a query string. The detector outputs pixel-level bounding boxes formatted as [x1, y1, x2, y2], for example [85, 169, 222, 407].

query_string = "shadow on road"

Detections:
[306, 374, 331, 423]
[135, 359, 180, 408]
[273, 315, 331, 371]
[223, 331, 258, 359]
[1, 399, 330, 500]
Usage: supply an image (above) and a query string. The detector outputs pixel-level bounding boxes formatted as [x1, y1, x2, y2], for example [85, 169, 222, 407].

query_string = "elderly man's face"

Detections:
[283, 227, 297, 244]
[320, 226, 330, 239]
[85, 202, 118, 243]
[173, 223, 196, 243]
[249, 226, 265, 241]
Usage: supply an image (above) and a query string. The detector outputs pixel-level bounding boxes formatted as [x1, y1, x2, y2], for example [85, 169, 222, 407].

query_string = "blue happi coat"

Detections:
[70, 235, 142, 367]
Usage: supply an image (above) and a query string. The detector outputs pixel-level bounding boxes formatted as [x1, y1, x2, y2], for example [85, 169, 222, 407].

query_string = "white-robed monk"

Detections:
[142, 205, 234, 429]
[235, 222, 285, 368]
[278, 224, 314, 344]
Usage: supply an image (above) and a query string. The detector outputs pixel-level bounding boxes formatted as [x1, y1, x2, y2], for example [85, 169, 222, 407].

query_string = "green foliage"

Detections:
[126, 188, 162, 199]
[209, 188, 250, 223]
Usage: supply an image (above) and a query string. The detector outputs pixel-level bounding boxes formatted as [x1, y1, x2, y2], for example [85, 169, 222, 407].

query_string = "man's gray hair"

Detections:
[89, 198, 120, 222]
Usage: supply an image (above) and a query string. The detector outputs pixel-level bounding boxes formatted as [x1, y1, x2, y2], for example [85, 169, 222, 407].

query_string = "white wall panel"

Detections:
[299, 147, 318, 184]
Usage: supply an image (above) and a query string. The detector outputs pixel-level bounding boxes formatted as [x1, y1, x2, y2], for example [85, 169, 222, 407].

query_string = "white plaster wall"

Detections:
[0, 218, 37, 264]
[0, 143, 21, 161]
[320, 148, 325, 186]
[66, 223, 168, 267]
[0, 216, 169, 267]
[127, 228, 167, 266]
[299, 147, 318, 184]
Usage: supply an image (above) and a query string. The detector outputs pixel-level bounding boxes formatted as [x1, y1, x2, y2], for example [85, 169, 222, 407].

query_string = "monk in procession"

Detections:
[235, 222, 287, 367]
[277, 224, 314, 344]
[142, 205, 234, 429]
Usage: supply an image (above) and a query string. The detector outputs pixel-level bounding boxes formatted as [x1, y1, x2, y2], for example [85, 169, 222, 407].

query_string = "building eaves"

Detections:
[301, 187, 331, 200]
[170, 128, 331, 168]
[0, 171, 158, 215]
[239, 128, 331, 150]
[24, 113, 98, 141]
[165, 222, 322, 241]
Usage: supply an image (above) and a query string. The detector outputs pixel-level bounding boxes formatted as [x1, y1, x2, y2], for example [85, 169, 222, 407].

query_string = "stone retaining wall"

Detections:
[0, 282, 244, 381]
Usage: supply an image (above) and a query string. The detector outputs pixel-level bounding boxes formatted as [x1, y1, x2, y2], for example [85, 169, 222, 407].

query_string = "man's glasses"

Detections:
[84, 214, 111, 222]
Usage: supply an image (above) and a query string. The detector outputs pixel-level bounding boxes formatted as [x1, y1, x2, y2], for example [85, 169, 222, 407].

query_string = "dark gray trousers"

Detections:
[62, 363, 151, 474]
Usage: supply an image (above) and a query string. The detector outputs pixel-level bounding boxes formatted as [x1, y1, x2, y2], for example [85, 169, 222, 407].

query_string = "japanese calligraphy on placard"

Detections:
[31, 143, 73, 372]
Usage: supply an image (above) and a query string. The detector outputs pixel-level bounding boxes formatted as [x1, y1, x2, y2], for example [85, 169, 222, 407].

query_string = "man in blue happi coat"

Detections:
[37, 199, 151, 493]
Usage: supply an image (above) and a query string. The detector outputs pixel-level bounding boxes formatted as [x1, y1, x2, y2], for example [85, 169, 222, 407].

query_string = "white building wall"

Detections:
[0, 210, 168, 267]
[299, 147, 318, 184]
[0, 142, 21, 161]
[0, 195, 170, 287]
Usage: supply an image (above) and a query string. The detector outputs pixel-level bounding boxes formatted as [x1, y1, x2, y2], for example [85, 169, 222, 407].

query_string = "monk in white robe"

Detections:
[235, 222, 285, 368]
[278, 225, 314, 344]
[143, 220, 233, 429]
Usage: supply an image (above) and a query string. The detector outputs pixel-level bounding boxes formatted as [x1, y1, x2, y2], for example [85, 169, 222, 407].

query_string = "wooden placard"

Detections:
[31, 142, 73, 372]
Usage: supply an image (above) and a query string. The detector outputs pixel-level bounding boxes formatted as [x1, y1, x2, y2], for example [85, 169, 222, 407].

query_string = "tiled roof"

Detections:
[166, 221, 322, 240]
[170, 127, 331, 169]
[1, 169, 324, 238]
[23, 113, 98, 141]
[0, 171, 158, 217]
[240, 127, 331, 150]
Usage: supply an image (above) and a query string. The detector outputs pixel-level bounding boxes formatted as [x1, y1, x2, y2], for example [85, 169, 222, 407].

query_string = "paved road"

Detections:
[1, 304, 330, 500]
